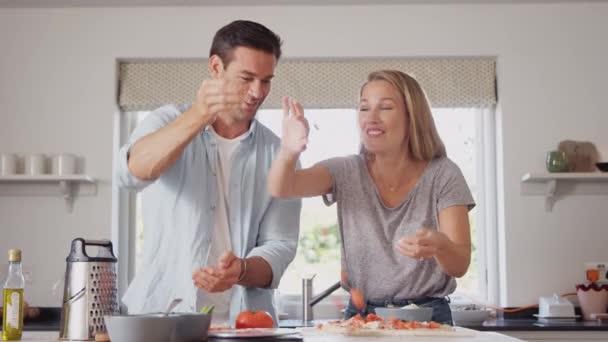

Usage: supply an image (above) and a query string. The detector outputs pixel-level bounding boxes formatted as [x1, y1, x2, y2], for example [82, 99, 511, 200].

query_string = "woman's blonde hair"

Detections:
[360, 70, 446, 160]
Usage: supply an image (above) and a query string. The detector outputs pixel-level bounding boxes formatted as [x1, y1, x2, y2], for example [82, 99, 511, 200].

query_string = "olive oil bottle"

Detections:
[2, 249, 24, 341]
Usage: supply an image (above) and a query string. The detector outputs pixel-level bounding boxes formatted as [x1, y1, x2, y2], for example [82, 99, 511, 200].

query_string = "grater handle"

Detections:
[84, 239, 113, 247]
[66, 238, 118, 262]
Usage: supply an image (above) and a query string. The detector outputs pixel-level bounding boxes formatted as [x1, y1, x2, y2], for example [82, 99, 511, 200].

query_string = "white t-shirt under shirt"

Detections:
[197, 127, 244, 324]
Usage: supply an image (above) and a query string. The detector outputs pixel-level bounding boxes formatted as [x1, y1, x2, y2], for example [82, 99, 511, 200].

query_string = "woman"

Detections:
[268, 70, 475, 325]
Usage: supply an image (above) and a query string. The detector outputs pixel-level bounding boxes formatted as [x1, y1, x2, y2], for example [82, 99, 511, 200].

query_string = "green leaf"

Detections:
[200, 305, 215, 314]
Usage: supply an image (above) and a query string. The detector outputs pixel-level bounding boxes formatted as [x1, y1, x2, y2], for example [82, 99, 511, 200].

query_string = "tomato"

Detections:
[235, 310, 274, 329]
[364, 313, 383, 323]
[428, 321, 442, 329]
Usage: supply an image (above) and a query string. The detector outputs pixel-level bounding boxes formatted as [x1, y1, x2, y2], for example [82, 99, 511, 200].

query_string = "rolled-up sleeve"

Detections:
[247, 196, 301, 289]
[114, 105, 182, 191]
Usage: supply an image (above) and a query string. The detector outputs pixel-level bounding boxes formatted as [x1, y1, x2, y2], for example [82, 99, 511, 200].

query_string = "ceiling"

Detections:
[1, 0, 606, 8]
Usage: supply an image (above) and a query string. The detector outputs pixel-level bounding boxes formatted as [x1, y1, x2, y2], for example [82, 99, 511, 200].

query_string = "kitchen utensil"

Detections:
[165, 298, 183, 316]
[450, 305, 491, 325]
[175, 313, 212, 342]
[576, 284, 608, 320]
[538, 294, 575, 318]
[546, 151, 568, 173]
[104, 312, 212, 342]
[51, 153, 77, 175]
[596, 162, 608, 172]
[374, 307, 433, 321]
[105, 313, 178, 342]
[558, 140, 599, 172]
[25, 154, 46, 175]
[587, 269, 600, 283]
[0, 153, 17, 175]
[208, 328, 301, 339]
[59, 238, 119, 340]
[585, 262, 608, 284]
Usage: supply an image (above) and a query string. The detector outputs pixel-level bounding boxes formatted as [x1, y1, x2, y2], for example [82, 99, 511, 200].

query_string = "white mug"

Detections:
[25, 154, 47, 175]
[51, 153, 77, 175]
[0, 153, 17, 176]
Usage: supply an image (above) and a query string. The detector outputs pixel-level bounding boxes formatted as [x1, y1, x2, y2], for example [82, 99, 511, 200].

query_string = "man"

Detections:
[116, 20, 301, 325]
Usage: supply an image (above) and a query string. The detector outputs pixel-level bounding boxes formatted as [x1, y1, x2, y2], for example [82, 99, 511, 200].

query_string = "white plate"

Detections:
[208, 328, 300, 338]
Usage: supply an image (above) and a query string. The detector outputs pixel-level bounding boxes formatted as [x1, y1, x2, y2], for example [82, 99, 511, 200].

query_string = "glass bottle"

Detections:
[2, 249, 24, 341]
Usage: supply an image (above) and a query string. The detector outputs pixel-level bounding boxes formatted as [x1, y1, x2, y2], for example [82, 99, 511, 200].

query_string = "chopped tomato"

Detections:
[364, 313, 383, 322]
[389, 319, 424, 330]
[345, 314, 365, 329]
[350, 314, 365, 322]
[427, 321, 442, 329]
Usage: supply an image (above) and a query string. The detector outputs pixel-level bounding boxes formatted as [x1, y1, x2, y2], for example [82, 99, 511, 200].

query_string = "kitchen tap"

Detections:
[302, 274, 342, 322]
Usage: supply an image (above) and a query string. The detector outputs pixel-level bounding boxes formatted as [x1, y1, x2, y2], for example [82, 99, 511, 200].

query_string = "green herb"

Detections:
[200, 305, 215, 314]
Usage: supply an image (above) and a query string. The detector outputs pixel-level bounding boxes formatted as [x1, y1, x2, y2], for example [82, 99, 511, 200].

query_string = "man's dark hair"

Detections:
[210, 20, 283, 67]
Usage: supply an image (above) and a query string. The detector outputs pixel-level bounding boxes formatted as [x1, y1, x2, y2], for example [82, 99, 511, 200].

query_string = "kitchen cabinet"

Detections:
[500, 330, 608, 341]
[520, 172, 608, 211]
[0, 175, 97, 212]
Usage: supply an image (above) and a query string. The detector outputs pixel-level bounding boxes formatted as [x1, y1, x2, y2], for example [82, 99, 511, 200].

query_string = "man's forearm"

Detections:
[128, 109, 210, 180]
[237, 256, 273, 288]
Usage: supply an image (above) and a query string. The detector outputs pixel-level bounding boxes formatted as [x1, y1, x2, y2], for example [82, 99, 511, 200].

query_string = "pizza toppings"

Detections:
[318, 313, 451, 334]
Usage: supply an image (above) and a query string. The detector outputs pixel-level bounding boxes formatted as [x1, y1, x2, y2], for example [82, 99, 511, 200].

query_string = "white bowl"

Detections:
[450, 309, 491, 325]
[104, 313, 212, 342]
[105, 314, 179, 342]
[374, 307, 433, 321]
[175, 313, 212, 342]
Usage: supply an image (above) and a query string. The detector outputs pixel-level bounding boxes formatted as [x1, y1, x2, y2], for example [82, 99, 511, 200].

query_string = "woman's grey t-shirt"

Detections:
[319, 155, 475, 301]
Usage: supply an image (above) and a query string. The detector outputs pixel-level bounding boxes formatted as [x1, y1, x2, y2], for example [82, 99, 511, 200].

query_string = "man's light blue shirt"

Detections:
[115, 104, 301, 323]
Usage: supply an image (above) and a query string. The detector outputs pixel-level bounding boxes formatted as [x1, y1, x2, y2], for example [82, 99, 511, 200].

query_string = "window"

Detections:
[124, 106, 495, 303]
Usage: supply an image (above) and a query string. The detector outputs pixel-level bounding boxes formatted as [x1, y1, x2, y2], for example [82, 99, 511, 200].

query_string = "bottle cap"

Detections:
[8, 249, 21, 262]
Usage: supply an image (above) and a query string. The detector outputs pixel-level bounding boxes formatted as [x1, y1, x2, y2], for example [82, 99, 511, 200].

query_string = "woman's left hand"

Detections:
[395, 228, 450, 261]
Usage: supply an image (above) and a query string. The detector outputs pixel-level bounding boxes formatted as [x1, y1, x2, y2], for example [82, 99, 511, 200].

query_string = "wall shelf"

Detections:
[521, 172, 608, 211]
[0, 175, 97, 212]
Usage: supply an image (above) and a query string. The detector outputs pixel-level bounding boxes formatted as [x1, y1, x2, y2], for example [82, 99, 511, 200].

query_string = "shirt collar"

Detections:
[202, 118, 258, 145]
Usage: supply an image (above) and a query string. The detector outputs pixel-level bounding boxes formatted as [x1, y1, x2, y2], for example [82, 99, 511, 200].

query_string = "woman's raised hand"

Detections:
[280, 96, 310, 156]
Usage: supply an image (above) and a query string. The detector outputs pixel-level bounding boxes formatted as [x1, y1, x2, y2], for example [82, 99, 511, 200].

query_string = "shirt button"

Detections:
[210, 205, 216, 210]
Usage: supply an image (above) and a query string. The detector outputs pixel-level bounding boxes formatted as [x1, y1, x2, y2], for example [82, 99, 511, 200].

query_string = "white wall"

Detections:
[0, 3, 607, 307]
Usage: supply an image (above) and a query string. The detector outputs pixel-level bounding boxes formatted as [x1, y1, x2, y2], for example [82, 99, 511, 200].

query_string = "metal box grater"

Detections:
[59, 238, 119, 340]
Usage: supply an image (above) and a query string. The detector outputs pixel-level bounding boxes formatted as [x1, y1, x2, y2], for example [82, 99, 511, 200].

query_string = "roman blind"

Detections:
[118, 57, 496, 111]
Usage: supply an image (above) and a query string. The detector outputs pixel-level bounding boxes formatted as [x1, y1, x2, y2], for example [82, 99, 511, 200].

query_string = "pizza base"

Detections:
[304, 325, 477, 337]
[308, 315, 477, 338]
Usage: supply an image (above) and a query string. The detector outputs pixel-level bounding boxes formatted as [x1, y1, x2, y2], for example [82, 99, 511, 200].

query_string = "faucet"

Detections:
[302, 274, 342, 322]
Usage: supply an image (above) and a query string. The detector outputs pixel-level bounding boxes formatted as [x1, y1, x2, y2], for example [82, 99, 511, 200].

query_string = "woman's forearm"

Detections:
[267, 149, 300, 198]
[434, 240, 471, 278]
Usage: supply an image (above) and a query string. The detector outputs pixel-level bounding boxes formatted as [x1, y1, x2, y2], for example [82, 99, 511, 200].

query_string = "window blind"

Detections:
[118, 57, 496, 112]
